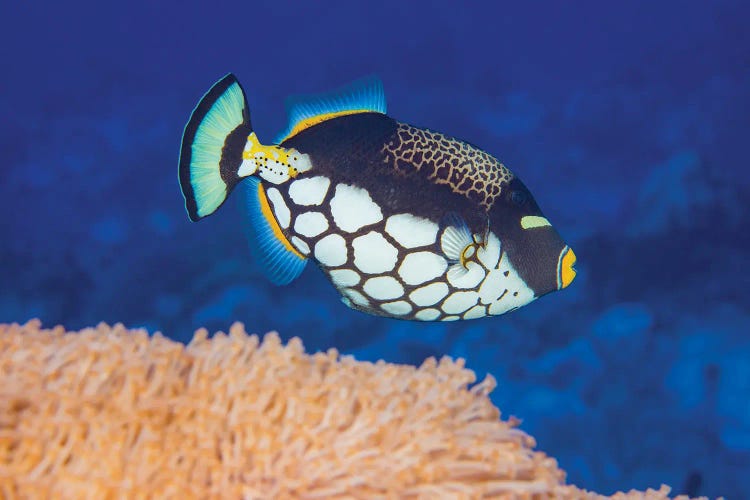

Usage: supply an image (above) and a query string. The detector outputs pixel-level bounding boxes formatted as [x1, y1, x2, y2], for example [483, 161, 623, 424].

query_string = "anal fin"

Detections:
[241, 178, 307, 285]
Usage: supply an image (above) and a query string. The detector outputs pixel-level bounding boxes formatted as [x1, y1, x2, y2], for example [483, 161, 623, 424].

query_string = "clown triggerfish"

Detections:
[179, 74, 576, 321]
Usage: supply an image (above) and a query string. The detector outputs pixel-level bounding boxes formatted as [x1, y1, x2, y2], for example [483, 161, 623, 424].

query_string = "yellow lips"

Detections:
[559, 247, 577, 289]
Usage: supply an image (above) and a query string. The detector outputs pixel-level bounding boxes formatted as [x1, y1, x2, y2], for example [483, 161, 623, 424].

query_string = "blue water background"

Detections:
[2, 1, 749, 497]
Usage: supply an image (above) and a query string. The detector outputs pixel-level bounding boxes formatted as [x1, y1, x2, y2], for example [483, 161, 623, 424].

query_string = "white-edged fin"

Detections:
[274, 76, 387, 144]
[440, 213, 475, 281]
[446, 262, 469, 282]
[240, 178, 307, 285]
[439, 213, 474, 262]
[179, 74, 252, 222]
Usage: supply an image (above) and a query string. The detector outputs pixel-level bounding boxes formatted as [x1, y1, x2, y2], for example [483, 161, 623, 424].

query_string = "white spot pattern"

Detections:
[463, 305, 486, 320]
[290, 236, 310, 255]
[344, 288, 369, 307]
[409, 282, 449, 307]
[381, 301, 412, 316]
[314, 234, 347, 267]
[477, 232, 501, 269]
[479, 269, 505, 304]
[363, 276, 404, 300]
[266, 187, 290, 229]
[330, 184, 383, 232]
[294, 212, 328, 238]
[352, 232, 398, 274]
[278, 172, 539, 321]
[442, 291, 479, 315]
[329, 269, 360, 287]
[385, 214, 439, 248]
[398, 252, 447, 285]
[289, 176, 330, 206]
[490, 296, 533, 316]
[238, 158, 257, 178]
[290, 153, 313, 174]
[485, 252, 535, 316]
[415, 308, 441, 321]
[257, 157, 294, 185]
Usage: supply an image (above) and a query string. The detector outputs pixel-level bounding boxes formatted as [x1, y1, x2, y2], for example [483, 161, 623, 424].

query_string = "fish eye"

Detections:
[510, 190, 527, 206]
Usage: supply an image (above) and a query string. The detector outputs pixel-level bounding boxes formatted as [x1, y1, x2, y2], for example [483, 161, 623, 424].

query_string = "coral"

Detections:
[0, 320, 702, 499]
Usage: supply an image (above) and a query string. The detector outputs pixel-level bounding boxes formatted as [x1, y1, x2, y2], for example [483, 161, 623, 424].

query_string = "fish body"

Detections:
[179, 75, 576, 321]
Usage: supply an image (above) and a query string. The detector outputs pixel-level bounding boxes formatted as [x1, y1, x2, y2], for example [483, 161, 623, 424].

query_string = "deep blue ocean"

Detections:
[2, 1, 749, 497]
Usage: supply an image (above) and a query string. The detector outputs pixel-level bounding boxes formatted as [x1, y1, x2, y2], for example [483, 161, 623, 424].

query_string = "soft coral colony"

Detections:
[0, 320, 703, 499]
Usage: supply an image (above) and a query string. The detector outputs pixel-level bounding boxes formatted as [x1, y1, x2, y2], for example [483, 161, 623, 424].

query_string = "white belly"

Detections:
[271, 177, 534, 321]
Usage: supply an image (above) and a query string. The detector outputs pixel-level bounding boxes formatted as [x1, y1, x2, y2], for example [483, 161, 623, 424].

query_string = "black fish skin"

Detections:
[282, 113, 498, 234]
[489, 178, 566, 297]
[280, 112, 566, 298]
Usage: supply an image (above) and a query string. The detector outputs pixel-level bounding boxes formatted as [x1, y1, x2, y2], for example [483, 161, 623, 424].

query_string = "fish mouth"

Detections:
[557, 246, 577, 289]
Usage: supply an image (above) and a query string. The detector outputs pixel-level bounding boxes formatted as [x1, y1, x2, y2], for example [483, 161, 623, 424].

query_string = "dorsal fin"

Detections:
[274, 76, 386, 144]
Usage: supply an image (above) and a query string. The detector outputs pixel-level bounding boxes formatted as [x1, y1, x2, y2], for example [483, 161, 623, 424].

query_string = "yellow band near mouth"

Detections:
[558, 247, 577, 289]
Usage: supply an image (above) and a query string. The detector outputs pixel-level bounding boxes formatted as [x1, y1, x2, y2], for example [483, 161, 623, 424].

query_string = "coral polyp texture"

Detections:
[0, 320, 699, 499]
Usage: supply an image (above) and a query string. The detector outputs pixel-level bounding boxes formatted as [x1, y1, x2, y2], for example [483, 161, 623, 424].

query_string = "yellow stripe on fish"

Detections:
[257, 183, 305, 260]
[281, 109, 372, 144]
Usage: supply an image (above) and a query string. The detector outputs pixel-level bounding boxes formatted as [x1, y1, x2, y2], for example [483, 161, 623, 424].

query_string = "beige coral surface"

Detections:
[0, 320, 701, 499]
